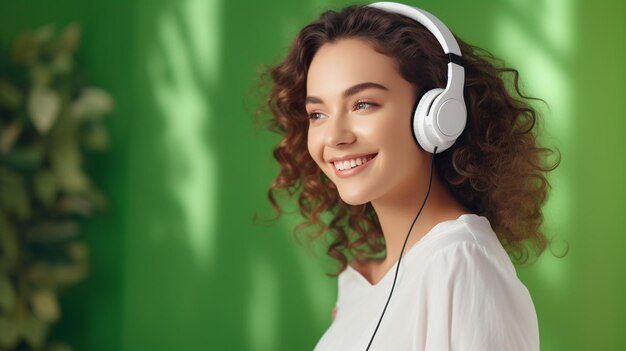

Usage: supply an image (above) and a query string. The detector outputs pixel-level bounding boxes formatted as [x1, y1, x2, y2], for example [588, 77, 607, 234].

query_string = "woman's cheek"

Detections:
[307, 133, 329, 176]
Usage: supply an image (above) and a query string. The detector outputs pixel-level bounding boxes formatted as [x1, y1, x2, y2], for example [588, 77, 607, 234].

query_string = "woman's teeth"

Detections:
[333, 155, 374, 171]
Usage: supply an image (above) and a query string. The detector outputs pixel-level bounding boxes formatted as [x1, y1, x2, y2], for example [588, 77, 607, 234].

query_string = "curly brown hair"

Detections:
[257, 5, 561, 277]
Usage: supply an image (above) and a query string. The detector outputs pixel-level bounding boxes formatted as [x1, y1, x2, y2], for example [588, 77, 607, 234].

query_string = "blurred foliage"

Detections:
[0, 23, 112, 351]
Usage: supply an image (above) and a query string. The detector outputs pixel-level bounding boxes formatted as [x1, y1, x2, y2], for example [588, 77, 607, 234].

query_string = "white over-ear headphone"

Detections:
[367, 2, 467, 153]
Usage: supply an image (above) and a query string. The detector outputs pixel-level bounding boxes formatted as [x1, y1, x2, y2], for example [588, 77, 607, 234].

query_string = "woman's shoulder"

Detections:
[425, 213, 497, 247]
[416, 215, 536, 320]
[419, 214, 517, 276]
[418, 216, 540, 351]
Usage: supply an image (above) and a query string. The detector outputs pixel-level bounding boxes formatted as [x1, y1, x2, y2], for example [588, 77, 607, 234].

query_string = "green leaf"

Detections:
[1, 144, 45, 170]
[20, 315, 49, 349]
[28, 88, 61, 134]
[0, 80, 23, 109]
[57, 195, 94, 216]
[46, 340, 74, 351]
[85, 187, 108, 211]
[34, 170, 58, 207]
[30, 64, 53, 89]
[26, 262, 88, 288]
[0, 166, 31, 220]
[50, 52, 73, 75]
[11, 31, 39, 64]
[0, 121, 23, 155]
[24, 220, 79, 243]
[50, 138, 90, 193]
[0, 274, 16, 312]
[31, 289, 60, 323]
[0, 316, 20, 348]
[56, 23, 80, 55]
[70, 87, 114, 120]
[0, 214, 20, 269]
[53, 164, 90, 195]
[67, 241, 88, 262]
[33, 25, 55, 45]
[82, 122, 110, 150]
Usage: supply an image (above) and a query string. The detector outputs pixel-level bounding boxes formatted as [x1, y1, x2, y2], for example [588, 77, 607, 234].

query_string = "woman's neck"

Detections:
[368, 172, 469, 274]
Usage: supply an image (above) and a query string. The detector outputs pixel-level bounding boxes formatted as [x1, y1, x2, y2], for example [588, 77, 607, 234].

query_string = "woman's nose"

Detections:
[324, 114, 356, 147]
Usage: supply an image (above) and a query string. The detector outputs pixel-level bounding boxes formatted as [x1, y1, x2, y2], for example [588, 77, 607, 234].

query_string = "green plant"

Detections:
[0, 23, 113, 351]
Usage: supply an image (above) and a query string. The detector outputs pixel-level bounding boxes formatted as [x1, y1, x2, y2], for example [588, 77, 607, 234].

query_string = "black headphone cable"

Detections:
[365, 146, 438, 350]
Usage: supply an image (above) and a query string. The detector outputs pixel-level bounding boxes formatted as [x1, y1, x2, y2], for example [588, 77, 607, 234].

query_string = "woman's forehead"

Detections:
[306, 38, 402, 97]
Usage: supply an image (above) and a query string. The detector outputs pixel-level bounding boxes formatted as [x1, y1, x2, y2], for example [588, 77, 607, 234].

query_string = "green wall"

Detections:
[1, 0, 624, 350]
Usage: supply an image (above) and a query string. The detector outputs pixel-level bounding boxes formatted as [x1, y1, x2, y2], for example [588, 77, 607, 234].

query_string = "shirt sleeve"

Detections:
[419, 241, 540, 351]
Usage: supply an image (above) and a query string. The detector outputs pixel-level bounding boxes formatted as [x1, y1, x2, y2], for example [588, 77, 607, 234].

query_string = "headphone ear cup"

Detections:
[413, 88, 444, 152]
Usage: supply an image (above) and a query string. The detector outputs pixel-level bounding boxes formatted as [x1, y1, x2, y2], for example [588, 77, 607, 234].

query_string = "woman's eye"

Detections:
[308, 112, 324, 120]
[353, 101, 377, 111]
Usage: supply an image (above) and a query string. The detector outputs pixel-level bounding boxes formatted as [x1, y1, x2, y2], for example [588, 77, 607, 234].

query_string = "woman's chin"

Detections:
[337, 191, 370, 206]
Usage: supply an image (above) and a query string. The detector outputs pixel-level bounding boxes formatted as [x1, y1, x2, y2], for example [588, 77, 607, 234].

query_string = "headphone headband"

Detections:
[367, 1, 461, 56]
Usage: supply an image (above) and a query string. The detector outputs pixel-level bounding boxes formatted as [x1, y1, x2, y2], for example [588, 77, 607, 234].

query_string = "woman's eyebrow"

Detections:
[305, 82, 389, 105]
[342, 82, 389, 98]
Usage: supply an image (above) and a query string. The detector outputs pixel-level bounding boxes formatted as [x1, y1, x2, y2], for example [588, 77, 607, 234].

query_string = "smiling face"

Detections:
[306, 38, 430, 206]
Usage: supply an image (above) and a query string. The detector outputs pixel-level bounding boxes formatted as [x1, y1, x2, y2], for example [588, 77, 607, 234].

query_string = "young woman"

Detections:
[260, 2, 559, 350]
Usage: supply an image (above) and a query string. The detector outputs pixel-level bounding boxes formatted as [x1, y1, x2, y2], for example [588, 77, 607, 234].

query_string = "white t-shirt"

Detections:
[313, 214, 539, 351]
